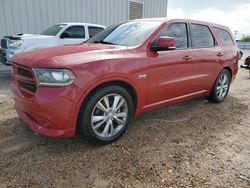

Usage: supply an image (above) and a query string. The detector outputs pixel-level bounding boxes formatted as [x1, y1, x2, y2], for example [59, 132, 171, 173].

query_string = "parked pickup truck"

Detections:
[0, 23, 106, 65]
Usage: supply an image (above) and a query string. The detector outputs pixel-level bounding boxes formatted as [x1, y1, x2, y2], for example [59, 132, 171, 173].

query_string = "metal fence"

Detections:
[237, 42, 250, 49]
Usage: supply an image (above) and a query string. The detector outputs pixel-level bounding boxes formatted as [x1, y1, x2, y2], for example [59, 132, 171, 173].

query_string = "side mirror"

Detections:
[60, 32, 70, 39]
[152, 37, 176, 51]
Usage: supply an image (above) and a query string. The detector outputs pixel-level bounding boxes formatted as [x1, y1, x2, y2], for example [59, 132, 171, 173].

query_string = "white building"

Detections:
[0, 0, 168, 38]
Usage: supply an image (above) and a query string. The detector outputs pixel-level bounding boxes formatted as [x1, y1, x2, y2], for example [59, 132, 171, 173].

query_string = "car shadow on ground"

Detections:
[0, 95, 247, 156]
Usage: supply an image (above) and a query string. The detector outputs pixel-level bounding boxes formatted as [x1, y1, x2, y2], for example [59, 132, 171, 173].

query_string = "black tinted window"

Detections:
[89, 27, 104, 38]
[63, 26, 85, 38]
[190, 24, 215, 48]
[214, 28, 234, 46]
[160, 23, 188, 49]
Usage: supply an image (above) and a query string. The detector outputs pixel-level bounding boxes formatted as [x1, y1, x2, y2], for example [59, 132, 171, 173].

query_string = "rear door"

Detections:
[59, 25, 87, 45]
[147, 22, 195, 105]
[189, 23, 224, 92]
[213, 27, 239, 78]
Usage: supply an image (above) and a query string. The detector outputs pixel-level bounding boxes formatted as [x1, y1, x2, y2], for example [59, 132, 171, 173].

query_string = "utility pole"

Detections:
[234, 30, 238, 40]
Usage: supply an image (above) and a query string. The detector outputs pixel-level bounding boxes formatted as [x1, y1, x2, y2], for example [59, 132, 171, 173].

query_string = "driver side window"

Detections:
[62, 26, 85, 38]
[160, 23, 188, 49]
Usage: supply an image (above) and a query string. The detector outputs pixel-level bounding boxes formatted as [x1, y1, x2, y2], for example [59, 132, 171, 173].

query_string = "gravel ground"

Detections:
[0, 51, 250, 187]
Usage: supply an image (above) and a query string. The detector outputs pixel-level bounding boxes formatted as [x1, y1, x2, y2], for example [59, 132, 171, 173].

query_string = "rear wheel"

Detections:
[208, 69, 231, 103]
[79, 85, 134, 144]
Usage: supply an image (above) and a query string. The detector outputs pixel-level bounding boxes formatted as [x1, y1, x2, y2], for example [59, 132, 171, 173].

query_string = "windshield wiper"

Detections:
[93, 40, 115, 45]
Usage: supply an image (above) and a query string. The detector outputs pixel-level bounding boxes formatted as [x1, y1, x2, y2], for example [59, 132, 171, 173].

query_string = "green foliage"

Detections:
[241, 36, 250, 42]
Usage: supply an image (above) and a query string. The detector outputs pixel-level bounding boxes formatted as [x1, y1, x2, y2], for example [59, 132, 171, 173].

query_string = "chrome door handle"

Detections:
[183, 56, 192, 60]
[217, 53, 223, 57]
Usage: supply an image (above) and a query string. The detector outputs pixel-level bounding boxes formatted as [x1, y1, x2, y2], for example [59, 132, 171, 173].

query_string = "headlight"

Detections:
[33, 68, 76, 86]
[8, 39, 23, 48]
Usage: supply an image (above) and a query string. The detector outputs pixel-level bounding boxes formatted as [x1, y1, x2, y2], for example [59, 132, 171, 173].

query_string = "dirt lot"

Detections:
[0, 51, 250, 188]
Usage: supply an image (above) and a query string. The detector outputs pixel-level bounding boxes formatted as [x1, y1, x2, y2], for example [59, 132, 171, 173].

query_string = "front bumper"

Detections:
[240, 64, 250, 70]
[0, 48, 22, 66]
[11, 79, 84, 138]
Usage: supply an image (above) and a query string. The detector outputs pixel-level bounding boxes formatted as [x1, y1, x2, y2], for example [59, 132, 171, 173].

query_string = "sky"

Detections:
[167, 0, 250, 39]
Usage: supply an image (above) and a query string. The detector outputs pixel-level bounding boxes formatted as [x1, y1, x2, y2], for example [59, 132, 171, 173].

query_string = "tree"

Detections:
[241, 36, 250, 42]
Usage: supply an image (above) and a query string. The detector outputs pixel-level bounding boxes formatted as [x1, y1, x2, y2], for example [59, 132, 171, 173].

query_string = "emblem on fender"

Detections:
[138, 74, 147, 80]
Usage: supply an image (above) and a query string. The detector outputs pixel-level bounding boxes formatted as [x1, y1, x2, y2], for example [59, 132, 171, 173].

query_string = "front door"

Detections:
[59, 26, 87, 45]
[147, 22, 195, 105]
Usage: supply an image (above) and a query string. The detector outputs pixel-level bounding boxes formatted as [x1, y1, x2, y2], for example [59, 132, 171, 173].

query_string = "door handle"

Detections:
[183, 55, 192, 60]
[217, 52, 223, 57]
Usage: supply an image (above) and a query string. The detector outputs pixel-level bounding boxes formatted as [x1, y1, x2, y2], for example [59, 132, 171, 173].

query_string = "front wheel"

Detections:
[208, 69, 231, 103]
[79, 85, 134, 144]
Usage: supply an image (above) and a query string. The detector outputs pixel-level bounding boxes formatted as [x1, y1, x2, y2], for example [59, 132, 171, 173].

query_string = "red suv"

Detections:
[11, 19, 239, 144]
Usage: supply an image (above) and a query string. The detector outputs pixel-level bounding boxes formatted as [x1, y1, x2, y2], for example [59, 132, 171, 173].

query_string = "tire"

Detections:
[79, 85, 134, 144]
[208, 69, 231, 103]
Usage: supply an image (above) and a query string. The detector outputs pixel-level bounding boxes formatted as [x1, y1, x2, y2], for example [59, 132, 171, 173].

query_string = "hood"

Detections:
[4, 34, 55, 40]
[11, 43, 129, 68]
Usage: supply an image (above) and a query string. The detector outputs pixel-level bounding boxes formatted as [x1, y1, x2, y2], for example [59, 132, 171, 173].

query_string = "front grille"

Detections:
[1, 39, 7, 49]
[0, 49, 6, 63]
[13, 64, 37, 95]
[18, 67, 33, 78]
[18, 81, 37, 93]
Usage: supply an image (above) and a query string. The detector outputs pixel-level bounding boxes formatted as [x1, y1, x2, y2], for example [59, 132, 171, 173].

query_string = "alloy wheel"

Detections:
[91, 94, 128, 138]
[216, 73, 229, 100]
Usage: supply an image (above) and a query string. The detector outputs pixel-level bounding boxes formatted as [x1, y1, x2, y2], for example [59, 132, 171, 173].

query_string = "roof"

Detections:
[132, 17, 230, 30]
[170, 18, 229, 29]
[58, 22, 106, 28]
[133, 17, 168, 22]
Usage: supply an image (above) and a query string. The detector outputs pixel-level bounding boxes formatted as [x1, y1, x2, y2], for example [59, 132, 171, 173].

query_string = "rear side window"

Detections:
[63, 26, 85, 38]
[88, 27, 104, 38]
[190, 24, 215, 48]
[214, 28, 234, 46]
[160, 23, 188, 49]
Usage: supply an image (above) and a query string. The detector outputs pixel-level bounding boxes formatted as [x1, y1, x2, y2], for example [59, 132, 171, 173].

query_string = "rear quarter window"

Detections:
[214, 28, 234, 46]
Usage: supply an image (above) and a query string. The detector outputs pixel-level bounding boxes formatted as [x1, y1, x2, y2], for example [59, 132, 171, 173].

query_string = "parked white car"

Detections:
[0, 23, 106, 65]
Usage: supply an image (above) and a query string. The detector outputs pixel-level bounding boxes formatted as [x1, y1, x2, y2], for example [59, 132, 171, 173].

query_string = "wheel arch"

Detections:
[223, 66, 233, 80]
[75, 79, 138, 134]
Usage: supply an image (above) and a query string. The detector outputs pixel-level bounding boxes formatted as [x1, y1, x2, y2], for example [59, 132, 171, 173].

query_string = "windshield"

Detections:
[41, 24, 66, 36]
[87, 21, 161, 46]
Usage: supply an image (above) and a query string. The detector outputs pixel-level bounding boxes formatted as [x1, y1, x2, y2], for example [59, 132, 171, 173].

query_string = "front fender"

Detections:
[71, 74, 147, 130]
